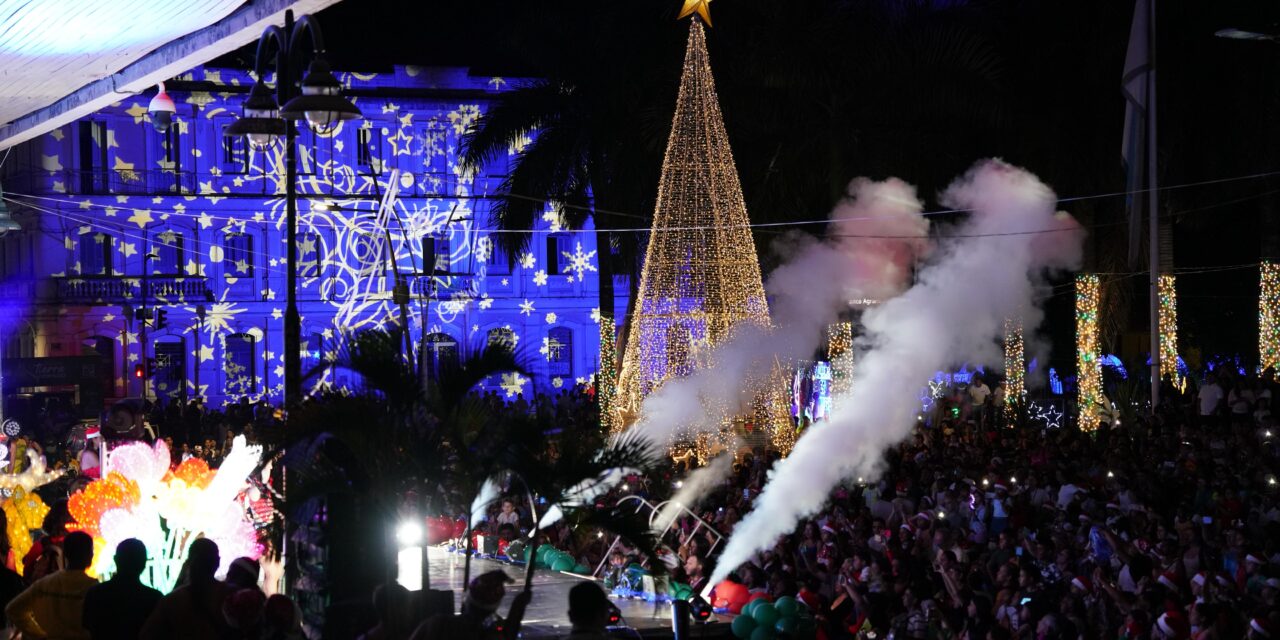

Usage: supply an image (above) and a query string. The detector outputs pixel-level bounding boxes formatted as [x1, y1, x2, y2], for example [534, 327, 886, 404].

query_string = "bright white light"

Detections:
[1009, 476, 1017, 484]
[982, 478, 989, 486]
[1107, 471, 1114, 478]
[621, 483, 630, 492]
[397, 547, 422, 591]
[937, 511, 946, 519]
[1270, 476, 1277, 486]
[674, 480, 683, 489]
[596, 531, 603, 539]
[396, 521, 424, 547]
[1266, 430, 1273, 438]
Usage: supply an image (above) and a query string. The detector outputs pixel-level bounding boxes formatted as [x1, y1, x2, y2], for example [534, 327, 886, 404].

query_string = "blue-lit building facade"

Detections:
[0, 65, 623, 410]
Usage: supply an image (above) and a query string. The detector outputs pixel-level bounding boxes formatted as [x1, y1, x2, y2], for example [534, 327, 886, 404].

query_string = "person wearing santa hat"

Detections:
[1248, 617, 1273, 640]
[1154, 609, 1191, 639]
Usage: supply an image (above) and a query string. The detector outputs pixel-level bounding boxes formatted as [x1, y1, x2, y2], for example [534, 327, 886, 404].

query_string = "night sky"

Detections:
[218, 0, 1280, 369]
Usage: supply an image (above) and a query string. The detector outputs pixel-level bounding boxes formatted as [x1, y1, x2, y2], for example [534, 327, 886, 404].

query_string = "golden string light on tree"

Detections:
[1157, 275, 1182, 390]
[1075, 275, 1103, 431]
[1003, 318, 1025, 419]
[613, 14, 789, 448]
[1260, 262, 1280, 374]
[828, 322, 855, 405]
[597, 315, 618, 431]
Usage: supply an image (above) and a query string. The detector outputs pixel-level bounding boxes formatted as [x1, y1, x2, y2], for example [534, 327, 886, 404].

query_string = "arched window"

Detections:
[152, 230, 184, 274]
[486, 327, 516, 352]
[153, 336, 186, 399]
[224, 333, 256, 396]
[422, 332, 459, 380]
[6, 323, 34, 358]
[222, 232, 254, 278]
[79, 231, 113, 275]
[547, 327, 573, 378]
[82, 336, 115, 397]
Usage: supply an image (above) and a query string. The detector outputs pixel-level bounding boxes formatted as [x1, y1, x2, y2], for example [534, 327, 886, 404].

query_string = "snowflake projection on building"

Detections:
[560, 242, 597, 280]
[500, 372, 528, 398]
[21, 66, 612, 405]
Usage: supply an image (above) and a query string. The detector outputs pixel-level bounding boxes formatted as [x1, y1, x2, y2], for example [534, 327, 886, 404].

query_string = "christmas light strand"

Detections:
[828, 322, 855, 409]
[1075, 275, 1103, 431]
[1260, 262, 1280, 374]
[1157, 275, 1183, 390]
[1003, 318, 1026, 420]
[598, 315, 618, 433]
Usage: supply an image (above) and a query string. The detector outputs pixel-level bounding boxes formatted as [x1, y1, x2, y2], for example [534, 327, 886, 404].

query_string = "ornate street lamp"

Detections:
[223, 10, 361, 408]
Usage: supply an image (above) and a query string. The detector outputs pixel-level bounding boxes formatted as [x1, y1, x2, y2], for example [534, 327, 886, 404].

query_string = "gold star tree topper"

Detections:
[678, 0, 712, 26]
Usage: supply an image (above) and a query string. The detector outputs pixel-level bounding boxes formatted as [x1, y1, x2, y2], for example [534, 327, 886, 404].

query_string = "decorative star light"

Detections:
[678, 0, 713, 25]
[521, 253, 536, 269]
[519, 300, 536, 316]
[552, 377, 564, 389]
[533, 270, 548, 287]
[590, 308, 602, 324]
[545, 312, 558, 325]
[561, 242, 598, 280]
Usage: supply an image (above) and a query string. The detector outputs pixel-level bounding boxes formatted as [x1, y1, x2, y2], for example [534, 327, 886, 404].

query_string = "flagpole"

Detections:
[1147, 0, 1161, 409]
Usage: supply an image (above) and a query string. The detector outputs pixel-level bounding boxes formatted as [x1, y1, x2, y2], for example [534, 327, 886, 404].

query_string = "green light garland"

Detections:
[1076, 274, 1103, 431]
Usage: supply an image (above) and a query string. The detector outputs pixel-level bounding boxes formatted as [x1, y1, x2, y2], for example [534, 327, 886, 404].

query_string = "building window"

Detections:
[221, 125, 247, 173]
[153, 337, 187, 399]
[546, 233, 570, 276]
[153, 126, 180, 171]
[7, 323, 35, 358]
[79, 231, 113, 275]
[78, 121, 107, 193]
[223, 232, 253, 278]
[0, 234, 24, 278]
[422, 332, 459, 380]
[357, 126, 382, 173]
[299, 232, 321, 278]
[83, 336, 116, 398]
[547, 327, 573, 378]
[152, 230, 183, 274]
[486, 327, 516, 352]
[422, 235, 450, 274]
[224, 333, 256, 396]
[302, 331, 326, 379]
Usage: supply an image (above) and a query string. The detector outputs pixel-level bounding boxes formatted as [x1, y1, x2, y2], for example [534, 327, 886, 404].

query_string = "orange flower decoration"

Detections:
[168, 458, 214, 490]
[67, 472, 140, 539]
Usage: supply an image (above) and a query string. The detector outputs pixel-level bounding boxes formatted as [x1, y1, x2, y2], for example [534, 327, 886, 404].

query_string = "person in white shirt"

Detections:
[1198, 374, 1224, 419]
[969, 377, 991, 406]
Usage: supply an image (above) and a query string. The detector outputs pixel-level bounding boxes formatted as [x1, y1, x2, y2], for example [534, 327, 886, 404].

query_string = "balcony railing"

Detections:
[55, 275, 212, 304]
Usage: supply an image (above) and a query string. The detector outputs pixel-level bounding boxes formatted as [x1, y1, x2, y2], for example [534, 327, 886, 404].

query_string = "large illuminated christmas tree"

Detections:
[614, 7, 790, 451]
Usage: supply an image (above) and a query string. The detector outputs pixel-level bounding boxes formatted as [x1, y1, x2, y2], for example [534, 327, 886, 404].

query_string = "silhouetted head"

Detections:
[187, 538, 221, 579]
[64, 531, 94, 571]
[114, 538, 148, 578]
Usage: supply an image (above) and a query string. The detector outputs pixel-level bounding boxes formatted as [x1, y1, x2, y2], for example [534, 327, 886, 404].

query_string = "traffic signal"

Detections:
[133, 363, 145, 379]
[154, 308, 168, 330]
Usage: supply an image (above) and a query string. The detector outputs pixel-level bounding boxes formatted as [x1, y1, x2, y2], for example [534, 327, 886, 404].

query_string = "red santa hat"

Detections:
[1070, 576, 1093, 593]
[1251, 618, 1273, 638]
[1157, 572, 1179, 591]
[1246, 553, 1265, 566]
[1190, 572, 1207, 588]
[1156, 610, 1190, 639]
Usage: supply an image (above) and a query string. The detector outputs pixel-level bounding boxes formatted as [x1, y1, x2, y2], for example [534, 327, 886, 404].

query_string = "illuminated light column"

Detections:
[1003, 318, 1025, 420]
[1075, 275, 1103, 431]
[598, 315, 618, 432]
[1260, 262, 1280, 374]
[827, 322, 854, 405]
[614, 16, 787, 448]
[1157, 274, 1182, 390]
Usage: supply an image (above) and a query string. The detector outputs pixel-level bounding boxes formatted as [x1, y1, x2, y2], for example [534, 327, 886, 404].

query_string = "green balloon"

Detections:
[551, 557, 575, 572]
[674, 586, 693, 600]
[753, 603, 779, 628]
[731, 614, 758, 638]
[750, 626, 776, 640]
[741, 599, 759, 617]
[775, 616, 798, 634]
[774, 596, 799, 618]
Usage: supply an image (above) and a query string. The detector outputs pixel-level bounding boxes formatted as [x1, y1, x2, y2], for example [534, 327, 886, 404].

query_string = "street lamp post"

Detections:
[225, 9, 361, 409]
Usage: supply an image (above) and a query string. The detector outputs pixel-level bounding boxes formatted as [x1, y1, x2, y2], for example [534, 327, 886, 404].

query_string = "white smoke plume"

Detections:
[708, 159, 1084, 587]
[470, 476, 501, 527]
[631, 178, 931, 447]
[652, 454, 735, 534]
